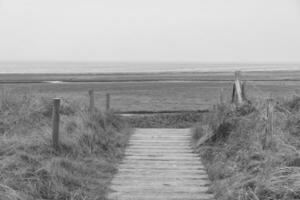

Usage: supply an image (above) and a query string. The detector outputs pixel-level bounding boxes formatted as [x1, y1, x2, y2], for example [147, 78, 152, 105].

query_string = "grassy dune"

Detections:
[0, 88, 131, 200]
[193, 98, 300, 200]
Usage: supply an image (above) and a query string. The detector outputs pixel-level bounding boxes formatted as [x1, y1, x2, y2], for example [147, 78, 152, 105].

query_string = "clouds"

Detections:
[0, 0, 299, 62]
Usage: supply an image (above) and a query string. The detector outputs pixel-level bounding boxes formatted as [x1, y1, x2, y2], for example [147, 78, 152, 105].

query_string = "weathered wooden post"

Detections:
[242, 82, 247, 101]
[106, 93, 110, 111]
[219, 88, 224, 105]
[213, 104, 217, 111]
[231, 83, 236, 103]
[264, 98, 274, 149]
[232, 71, 243, 105]
[267, 99, 274, 137]
[0, 87, 4, 109]
[52, 98, 60, 151]
[89, 90, 95, 112]
[234, 71, 243, 105]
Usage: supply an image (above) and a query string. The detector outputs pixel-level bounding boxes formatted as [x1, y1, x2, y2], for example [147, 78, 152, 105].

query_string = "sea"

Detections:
[0, 63, 299, 74]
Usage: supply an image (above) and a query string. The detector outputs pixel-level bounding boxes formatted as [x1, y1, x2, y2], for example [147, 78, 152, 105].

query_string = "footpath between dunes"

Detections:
[107, 128, 214, 200]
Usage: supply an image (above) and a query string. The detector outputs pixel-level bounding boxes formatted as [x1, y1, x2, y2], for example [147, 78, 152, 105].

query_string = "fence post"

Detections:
[234, 71, 243, 105]
[231, 83, 236, 103]
[213, 104, 217, 111]
[242, 81, 247, 101]
[219, 88, 224, 105]
[106, 93, 110, 111]
[52, 98, 60, 151]
[264, 98, 274, 149]
[89, 90, 95, 112]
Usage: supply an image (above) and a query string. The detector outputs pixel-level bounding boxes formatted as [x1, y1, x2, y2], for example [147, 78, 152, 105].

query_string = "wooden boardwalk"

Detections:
[107, 128, 214, 200]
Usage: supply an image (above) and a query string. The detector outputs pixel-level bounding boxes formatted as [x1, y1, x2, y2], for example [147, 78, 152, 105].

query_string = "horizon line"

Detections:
[0, 61, 300, 65]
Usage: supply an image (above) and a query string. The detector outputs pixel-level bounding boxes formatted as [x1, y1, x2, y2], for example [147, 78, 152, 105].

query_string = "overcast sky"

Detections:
[0, 0, 299, 63]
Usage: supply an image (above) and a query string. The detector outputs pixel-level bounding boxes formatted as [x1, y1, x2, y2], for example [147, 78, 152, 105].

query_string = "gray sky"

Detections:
[0, 0, 299, 63]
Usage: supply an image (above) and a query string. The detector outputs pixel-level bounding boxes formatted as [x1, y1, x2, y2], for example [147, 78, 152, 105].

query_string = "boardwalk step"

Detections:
[107, 128, 214, 200]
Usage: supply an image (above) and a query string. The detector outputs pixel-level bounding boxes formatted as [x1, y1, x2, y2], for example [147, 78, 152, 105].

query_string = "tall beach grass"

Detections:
[193, 97, 300, 200]
[0, 87, 131, 200]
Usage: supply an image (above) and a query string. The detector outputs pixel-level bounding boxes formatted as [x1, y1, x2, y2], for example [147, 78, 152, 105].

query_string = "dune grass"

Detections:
[193, 98, 300, 200]
[0, 88, 131, 200]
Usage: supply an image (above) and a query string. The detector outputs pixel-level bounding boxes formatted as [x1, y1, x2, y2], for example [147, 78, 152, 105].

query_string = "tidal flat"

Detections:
[1, 70, 300, 112]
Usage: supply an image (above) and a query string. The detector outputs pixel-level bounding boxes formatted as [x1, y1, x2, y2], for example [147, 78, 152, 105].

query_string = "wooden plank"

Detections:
[121, 157, 201, 161]
[118, 166, 205, 170]
[128, 144, 191, 147]
[130, 139, 190, 141]
[124, 154, 199, 157]
[125, 150, 194, 153]
[110, 186, 210, 193]
[128, 142, 191, 144]
[119, 165, 206, 170]
[111, 180, 209, 186]
[117, 169, 207, 173]
[124, 156, 200, 160]
[132, 134, 191, 137]
[107, 193, 214, 200]
[113, 173, 209, 178]
[115, 172, 208, 177]
[128, 146, 191, 148]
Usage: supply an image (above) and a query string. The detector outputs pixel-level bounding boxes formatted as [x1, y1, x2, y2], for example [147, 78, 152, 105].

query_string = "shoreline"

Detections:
[1, 79, 300, 85]
[0, 68, 300, 75]
[0, 70, 299, 84]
